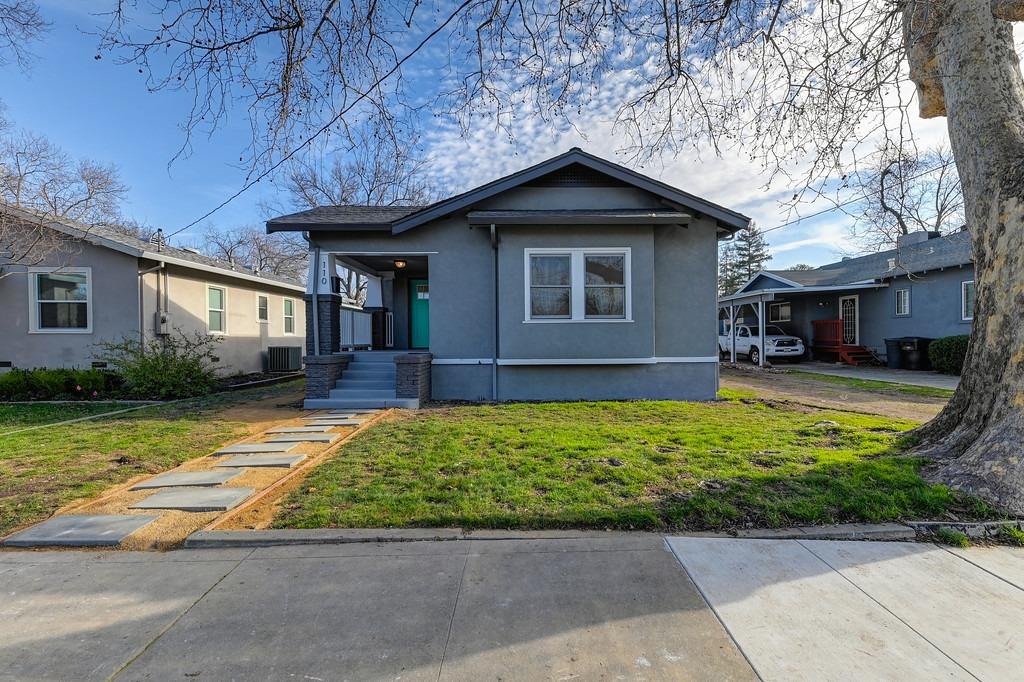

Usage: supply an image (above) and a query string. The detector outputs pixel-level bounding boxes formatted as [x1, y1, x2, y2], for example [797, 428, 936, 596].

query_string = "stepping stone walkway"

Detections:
[3, 514, 158, 547]
[264, 433, 340, 443]
[267, 425, 334, 434]
[215, 453, 306, 468]
[131, 469, 243, 490]
[215, 442, 299, 454]
[130, 487, 254, 512]
[302, 418, 362, 426]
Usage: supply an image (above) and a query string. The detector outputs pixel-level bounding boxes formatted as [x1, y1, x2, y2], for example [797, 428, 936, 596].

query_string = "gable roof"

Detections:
[266, 148, 751, 235]
[731, 230, 973, 296]
[2, 205, 305, 292]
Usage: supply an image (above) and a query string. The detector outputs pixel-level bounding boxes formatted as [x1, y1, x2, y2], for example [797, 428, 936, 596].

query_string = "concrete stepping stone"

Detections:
[215, 453, 306, 468]
[3, 514, 158, 547]
[130, 487, 254, 512]
[264, 433, 340, 443]
[131, 469, 243, 490]
[215, 442, 299, 455]
[267, 425, 333, 434]
[302, 418, 362, 427]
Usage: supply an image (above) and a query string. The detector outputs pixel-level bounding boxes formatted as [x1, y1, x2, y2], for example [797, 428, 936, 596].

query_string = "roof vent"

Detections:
[887, 257, 897, 270]
[841, 256, 852, 261]
[148, 229, 166, 251]
[181, 246, 202, 255]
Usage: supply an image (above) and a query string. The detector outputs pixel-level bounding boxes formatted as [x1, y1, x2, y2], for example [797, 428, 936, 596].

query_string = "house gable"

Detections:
[734, 271, 801, 294]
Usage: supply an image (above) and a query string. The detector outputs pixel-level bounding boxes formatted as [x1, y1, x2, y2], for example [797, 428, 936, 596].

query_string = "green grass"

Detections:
[933, 526, 971, 547]
[0, 380, 303, 536]
[275, 396, 993, 532]
[998, 525, 1024, 546]
[788, 371, 955, 399]
[0, 402, 139, 430]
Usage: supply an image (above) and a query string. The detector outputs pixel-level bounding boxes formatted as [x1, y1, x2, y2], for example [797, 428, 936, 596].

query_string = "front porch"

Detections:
[304, 252, 433, 408]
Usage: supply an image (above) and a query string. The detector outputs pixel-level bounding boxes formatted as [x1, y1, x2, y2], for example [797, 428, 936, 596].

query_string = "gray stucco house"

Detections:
[719, 229, 975, 365]
[0, 206, 306, 374]
[267, 148, 750, 408]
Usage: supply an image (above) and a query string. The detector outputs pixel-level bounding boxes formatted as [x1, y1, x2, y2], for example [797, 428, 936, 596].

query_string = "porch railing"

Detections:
[812, 319, 844, 348]
[340, 307, 373, 350]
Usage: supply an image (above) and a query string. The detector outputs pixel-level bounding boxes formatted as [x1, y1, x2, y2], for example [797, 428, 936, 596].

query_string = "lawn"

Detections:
[275, 390, 992, 531]
[0, 402, 142, 430]
[787, 370, 955, 399]
[0, 380, 303, 537]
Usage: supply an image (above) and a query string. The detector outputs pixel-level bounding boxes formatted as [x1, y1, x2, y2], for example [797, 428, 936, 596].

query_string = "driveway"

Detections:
[795, 361, 960, 390]
[2, 536, 1022, 681]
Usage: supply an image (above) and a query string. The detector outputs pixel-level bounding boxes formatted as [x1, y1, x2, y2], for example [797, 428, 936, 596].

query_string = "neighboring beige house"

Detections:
[0, 207, 306, 374]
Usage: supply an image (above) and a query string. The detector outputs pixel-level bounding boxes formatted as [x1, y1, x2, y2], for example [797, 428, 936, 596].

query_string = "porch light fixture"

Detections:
[394, 259, 407, 269]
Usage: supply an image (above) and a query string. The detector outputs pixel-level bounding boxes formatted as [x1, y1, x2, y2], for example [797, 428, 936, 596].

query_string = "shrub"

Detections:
[928, 335, 970, 375]
[933, 526, 970, 548]
[0, 368, 114, 400]
[97, 331, 221, 400]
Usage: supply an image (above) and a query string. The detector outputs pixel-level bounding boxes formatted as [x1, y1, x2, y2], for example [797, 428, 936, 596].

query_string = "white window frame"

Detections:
[28, 267, 93, 334]
[895, 288, 911, 317]
[961, 280, 975, 321]
[283, 297, 296, 335]
[207, 284, 228, 335]
[768, 302, 791, 323]
[257, 295, 269, 323]
[523, 247, 632, 323]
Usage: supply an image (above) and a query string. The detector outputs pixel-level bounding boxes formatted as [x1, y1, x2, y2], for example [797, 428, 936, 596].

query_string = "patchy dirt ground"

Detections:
[720, 367, 947, 423]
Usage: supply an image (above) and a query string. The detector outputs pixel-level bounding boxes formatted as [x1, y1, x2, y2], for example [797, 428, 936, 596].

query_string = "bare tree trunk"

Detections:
[908, 0, 1024, 513]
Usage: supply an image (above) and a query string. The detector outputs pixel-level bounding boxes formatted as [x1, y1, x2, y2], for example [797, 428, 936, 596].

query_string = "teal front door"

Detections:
[410, 279, 430, 348]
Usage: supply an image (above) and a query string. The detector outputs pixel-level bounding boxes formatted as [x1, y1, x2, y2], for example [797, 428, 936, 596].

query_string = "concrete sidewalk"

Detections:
[0, 535, 753, 681]
[794, 361, 959, 390]
[670, 537, 1024, 680]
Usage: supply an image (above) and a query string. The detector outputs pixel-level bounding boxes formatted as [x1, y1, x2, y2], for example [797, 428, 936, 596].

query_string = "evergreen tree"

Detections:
[733, 223, 772, 282]
[717, 242, 745, 296]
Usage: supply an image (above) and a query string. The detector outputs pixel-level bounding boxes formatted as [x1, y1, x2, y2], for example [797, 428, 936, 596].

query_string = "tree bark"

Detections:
[905, 0, 1024, 513]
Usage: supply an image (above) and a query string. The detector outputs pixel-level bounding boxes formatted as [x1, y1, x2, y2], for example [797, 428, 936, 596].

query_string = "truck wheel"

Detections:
[749, 347, 760, 365]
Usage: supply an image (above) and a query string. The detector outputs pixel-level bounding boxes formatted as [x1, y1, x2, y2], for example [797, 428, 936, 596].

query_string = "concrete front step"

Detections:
[306, 397, 420, 409]
[328, 388, 396, 400]
[342, 369, 396, 380]
[335, 379, 395, 390]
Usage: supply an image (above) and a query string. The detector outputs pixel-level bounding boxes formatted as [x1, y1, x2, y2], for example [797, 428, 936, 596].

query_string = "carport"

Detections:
[717, 291, 773, 367]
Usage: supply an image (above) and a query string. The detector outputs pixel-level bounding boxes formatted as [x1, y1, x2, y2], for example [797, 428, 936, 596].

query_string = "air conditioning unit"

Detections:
[267, 346, 303, 372]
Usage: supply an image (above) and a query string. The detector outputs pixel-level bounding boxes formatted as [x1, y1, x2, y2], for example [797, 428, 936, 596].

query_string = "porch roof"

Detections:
[718, 282, 888, 308]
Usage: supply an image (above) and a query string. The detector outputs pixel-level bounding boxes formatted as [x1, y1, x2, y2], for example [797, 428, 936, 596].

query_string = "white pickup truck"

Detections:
[719, 324, 805, 365]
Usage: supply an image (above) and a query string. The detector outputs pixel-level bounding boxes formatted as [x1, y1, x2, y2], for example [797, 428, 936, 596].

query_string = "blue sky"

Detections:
[1, 2, 951, 267]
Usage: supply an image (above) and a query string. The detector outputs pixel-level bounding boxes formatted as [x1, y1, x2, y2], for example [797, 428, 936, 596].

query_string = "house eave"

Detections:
[718, 282, 890, 305]
[465, 209, 693, 226]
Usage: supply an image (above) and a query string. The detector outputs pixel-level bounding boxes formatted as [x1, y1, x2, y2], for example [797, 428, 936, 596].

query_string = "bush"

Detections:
[0, 368, 115, 400]
[97, 331, 221, 400]
[928, 335, 970, 375]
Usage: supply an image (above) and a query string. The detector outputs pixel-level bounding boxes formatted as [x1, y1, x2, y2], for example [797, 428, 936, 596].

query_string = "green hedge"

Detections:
[929, 335, 970, 375]
[0, 368, 124, 401]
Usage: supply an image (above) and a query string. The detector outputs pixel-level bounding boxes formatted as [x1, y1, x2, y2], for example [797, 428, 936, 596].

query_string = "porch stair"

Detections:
[306, 351, 420, 409]
[836, 346, 881, 367]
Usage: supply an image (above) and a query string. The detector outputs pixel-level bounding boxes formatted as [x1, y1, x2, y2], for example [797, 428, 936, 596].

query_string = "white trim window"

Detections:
[283, 298, 296, 334]
[525, 248, 631, 322]
[257, 295, 269, 323]
[207, 285, 227, 334]
[28, 267, 92, 333]
[768, 302, 791, 323]
[962, 280, 976, 321]
[895, 288, 911, 317]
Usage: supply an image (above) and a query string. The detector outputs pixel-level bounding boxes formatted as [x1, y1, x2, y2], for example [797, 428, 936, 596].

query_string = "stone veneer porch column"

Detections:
[304, 292, 344, 356]
[395, 353, 432, 403]
[303, 354, 352, 399]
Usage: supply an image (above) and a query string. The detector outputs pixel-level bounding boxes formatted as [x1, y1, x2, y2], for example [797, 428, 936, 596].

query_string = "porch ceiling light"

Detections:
[394, 259, 407, 269]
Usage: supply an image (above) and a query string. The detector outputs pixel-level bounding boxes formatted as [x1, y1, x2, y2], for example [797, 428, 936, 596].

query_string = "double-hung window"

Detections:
[29, 268, 91, 333]
[257, 295, 269, 323]
[962, 280, 976, 321]
[769, 302, 791, 323]
[526, 248, 631, 321]
[207, 285, 227, 334]
[895, 288, 911, 316]
[283, 298, 296, 334]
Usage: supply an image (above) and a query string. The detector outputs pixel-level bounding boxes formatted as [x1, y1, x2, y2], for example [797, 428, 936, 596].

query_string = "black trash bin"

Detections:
[884, 338, 903, 369]
[899, 337, 934, 371]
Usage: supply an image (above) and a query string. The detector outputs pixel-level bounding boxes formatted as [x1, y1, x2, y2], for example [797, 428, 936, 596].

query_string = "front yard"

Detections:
[275, 390, 994, 531]
[0, 380, 304, 537]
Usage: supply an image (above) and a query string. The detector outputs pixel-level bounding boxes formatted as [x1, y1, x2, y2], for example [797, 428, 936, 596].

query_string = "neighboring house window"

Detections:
[525, 248, 631, 321]
[207, 285, 227, 334]
[29, 267, 92, 333]
[962, 280, 976, 321]
[895, 289, 911, 317]
[768, 302, 791, 323]
[283, 298, 295, 334]
[257, 295, 269, 323]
